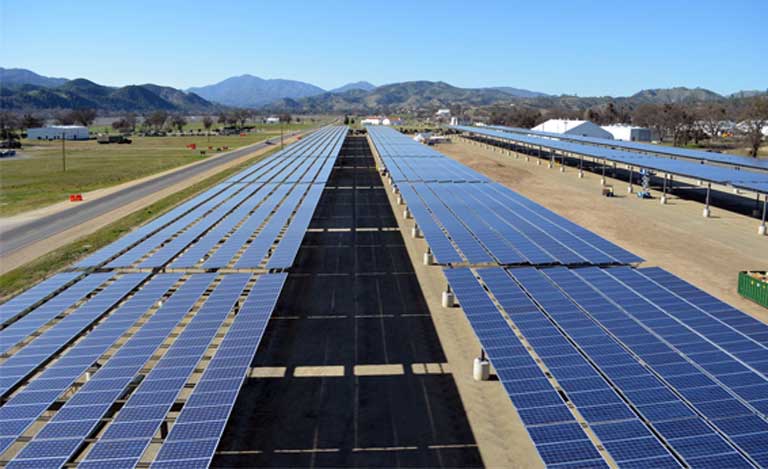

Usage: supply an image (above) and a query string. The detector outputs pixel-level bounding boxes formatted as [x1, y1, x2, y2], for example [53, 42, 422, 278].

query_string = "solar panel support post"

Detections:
[759, 195, 767, 236]
[703, 183, 711, 218]
[600, 159, 606, 186]
[578, 155, 584, 178]
[660, 173, 668, 205]
[627, 166, 634, 193]
[423, 248, 433, 266]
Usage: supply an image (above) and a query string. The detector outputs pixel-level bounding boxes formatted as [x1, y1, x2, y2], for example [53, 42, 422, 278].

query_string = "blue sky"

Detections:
[2, 0, 766, 96]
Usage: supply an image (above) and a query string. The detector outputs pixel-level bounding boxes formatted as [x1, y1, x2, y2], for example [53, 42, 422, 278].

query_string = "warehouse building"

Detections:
[26, 125, 89, 140]
[602, 124, 653, 142]
[533, 119, 613, 139]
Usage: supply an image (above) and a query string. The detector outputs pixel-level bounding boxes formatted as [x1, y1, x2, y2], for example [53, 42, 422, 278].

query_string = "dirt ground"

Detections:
[435, 139, 768, 324]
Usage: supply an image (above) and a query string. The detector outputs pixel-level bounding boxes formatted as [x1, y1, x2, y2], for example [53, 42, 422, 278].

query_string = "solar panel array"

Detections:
[77, 125, 346, 270]
[487, 124, 768, 172]
[368, 126, 641, 266]
[0, 127, 343, 467]
[369, 127, 768, 467]
[446, 267, 768, 467]
[454, 126, 768, 195]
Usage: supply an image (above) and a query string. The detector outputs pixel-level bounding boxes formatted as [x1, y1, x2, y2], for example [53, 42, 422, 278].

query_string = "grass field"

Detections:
[88, 120, 322, 135]
[1, 132, 286, 216]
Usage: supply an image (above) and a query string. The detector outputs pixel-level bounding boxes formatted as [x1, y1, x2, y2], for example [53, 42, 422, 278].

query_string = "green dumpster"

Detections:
[738, 271, 768, 309]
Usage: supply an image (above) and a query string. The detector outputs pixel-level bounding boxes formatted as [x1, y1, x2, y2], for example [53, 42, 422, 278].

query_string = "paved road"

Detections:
[0, 132, 303, 257]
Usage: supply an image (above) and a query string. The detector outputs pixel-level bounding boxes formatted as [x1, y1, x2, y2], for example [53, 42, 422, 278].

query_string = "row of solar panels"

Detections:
[1, 272, 285, 468]
[445, 266, 768, 468]
[487, 124, 768, 172]
[0, 127, 347, 467]
[455, 126, 768, 195]
[367, 126, 641, 267]
[75, 126, 347, 270]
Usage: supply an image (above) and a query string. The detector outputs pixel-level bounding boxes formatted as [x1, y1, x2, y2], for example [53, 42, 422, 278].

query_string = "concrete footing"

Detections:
[397, 194, 404, 205]
[627, 186, 633, 194]
[703, 207, 711, 218]
[660, 196, 667, 205]
[423, 252, 433, 265]
[403, 208, 411, 219]
[473, 358, 490, 381]
[559, 166, 565, 173]
[412, 226, 422, 238]
[759, 225, 766, 236]
[547, 162, 552, 169]
[600, 177, 605, 185]
[441, 291, 455, 308]
[578, 170, 583, 178]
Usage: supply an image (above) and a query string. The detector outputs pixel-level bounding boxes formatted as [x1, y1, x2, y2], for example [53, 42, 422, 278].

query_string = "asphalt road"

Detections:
[0, 132, 303, 258]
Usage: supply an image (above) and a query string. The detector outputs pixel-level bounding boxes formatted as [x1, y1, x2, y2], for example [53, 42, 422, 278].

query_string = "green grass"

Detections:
[1, 134, 274, 216]
[0, 146, 281, 300]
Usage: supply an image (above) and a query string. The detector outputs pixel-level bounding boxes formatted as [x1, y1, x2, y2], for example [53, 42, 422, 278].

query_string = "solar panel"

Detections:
[0, 272, 82, 326]
[0, 273, 148, 398]
[78, 274, 249, 467]
[487, 124, 768, 172]
[454, 126, 768, 194]
[8, 275, 217, 466]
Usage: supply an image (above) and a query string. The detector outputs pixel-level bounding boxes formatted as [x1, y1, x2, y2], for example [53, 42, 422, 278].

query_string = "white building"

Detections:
[27, 125, 89, 141]
[436, 109, 451, 117]
[601, 124, 653, 142]
[533, 119, 613, 139]
[265, 116, 280, 124]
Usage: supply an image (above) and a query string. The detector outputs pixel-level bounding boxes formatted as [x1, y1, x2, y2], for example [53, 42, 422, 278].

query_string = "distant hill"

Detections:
[1, 77, 220, 113]
[188, 74, 326, 107]
[629, 87, 724, 104]
[489, 86, 549, 98]
[330, 81, 376, 94]
[267, 81, 517, 113]
[0, 67, 69, 88]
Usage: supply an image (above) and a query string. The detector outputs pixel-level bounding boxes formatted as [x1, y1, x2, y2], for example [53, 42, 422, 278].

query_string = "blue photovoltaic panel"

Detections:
[0, 273, 111, 354]
[78, 274, 250, 468]
[1, 274, 180, 458]
[442, 267, 610, 467]
[150, 273, 287, 468]
[0, 272, 81, 325]
[0, 273, 148, 398]
[454, 126, 768, 194]
[487, 124, 768, 172]
[367, 126, 643, 267]
[522, 267, 766, 465]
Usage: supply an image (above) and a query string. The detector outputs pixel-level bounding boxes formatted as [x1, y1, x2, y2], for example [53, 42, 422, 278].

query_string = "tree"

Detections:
[170, 114, 187, 132]
[696, 104, 727, 140]
[202, 115, 214, 132]
[0, 112, 20, 144]
[112, 113, 137, 133]
[217, 112, 228, 125]
[279, 112, 292, 124]
[70, 108, 97, 127]
[20, 113, 44, 129]
[741, 96, 768, 157]
[489, 106, 542, 129]
[55, 111, 76, 125]
[145, 110, 169, 130]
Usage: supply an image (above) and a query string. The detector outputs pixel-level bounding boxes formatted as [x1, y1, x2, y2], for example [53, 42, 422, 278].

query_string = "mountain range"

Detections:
[1, 69, 220, 113]
[1, 67, 764, 114]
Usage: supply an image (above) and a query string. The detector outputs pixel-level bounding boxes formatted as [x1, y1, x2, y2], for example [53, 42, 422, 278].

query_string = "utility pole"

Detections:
[280, 121, 284, 150]
[61, 132, 67, 172]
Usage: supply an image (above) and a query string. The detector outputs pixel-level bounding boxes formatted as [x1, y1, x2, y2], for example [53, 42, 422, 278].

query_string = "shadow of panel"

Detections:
[212, 375, 481, 468]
